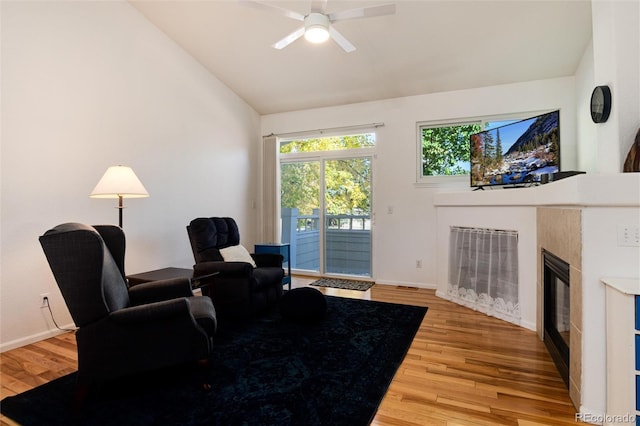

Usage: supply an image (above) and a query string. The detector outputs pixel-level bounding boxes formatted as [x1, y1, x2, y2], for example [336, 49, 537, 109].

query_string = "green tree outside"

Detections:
[421, 124, 481, 176]
[280, 135, 373, 217]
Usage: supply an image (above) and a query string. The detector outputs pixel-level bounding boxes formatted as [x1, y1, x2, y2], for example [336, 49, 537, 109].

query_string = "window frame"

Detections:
[415, 111, 549, 188]
[278, 130, 377, 278]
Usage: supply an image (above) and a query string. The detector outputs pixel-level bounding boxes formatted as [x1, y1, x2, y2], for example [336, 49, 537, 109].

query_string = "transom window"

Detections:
[280, 133, 375, 154]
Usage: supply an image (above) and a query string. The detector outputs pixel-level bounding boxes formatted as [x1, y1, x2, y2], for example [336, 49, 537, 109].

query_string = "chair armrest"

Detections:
[110, 298, 194, 324]
[251, 253, 283, 268]
[128, 277, 193, 305]
[194, 261, 253, 277]
[191, 271, 219, 289]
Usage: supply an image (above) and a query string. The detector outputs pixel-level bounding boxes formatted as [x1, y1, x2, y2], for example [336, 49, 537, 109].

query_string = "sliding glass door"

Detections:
[280, 133, 374, 278]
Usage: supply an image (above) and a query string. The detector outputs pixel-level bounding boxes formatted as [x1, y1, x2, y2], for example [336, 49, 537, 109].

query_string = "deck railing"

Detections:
[281, 208, 371, 276]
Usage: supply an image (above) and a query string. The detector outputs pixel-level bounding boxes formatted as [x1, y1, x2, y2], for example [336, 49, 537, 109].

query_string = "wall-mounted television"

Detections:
[470, 110, 560, 189]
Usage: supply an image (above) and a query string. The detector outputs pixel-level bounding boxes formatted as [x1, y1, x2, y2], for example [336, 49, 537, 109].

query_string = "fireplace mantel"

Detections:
[434, 173, 640, 208]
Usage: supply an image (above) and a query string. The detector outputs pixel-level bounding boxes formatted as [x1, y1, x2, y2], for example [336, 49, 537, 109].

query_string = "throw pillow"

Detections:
[219, 244, 257, 267]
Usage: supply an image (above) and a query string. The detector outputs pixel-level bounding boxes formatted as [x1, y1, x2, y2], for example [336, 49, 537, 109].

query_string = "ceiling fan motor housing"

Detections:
[304, 12, 331, 43]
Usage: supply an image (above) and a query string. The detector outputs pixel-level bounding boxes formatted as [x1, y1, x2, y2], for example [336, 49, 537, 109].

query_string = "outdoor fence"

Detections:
[281, 208, 371, 276]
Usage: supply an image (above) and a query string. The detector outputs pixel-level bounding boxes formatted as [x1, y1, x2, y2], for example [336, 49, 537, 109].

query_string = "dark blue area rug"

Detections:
[1, 296, 427, 426]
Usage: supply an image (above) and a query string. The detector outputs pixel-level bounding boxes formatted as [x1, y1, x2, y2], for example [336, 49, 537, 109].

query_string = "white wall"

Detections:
[261, 77, 577, 287]
[575, 40, 597, 172]
[591, 0, 640, 173]
[0, 1, 260, 350]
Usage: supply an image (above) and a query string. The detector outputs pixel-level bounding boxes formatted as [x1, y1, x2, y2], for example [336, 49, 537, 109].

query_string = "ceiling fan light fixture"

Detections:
[305, 26, 329, 43]
[304, 12, 330, 43]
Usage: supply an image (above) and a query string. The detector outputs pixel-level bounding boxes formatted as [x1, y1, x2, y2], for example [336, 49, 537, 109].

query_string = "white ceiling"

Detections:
[130, 0, 592, 115]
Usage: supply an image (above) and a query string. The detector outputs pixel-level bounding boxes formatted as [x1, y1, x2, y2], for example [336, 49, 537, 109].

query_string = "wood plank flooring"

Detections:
[0, 279, 579, 425]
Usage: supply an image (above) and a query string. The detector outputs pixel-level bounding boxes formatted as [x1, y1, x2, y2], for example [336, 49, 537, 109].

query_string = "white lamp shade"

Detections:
[90, 166, 149, 199]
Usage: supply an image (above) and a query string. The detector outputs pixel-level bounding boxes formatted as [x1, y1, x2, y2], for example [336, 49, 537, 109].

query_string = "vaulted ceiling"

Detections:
[130, 0, 592, 115]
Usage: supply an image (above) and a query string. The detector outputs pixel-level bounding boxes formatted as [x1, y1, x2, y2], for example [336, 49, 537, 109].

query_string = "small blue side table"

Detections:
[254, 243, 291, 290]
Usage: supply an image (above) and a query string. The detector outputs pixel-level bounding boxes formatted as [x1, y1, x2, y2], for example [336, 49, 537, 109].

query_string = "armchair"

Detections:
[187, 217, 284, 317]
[39, 223, 217, 404]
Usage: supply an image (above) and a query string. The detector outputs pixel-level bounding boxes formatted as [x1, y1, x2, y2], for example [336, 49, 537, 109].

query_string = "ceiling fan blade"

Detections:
[272, 26, 305, 50]
[310, 0, 327, 13]
[329, 4, 396, 23]
[238, 0, 305, 21]
[329, 27, 356, 53]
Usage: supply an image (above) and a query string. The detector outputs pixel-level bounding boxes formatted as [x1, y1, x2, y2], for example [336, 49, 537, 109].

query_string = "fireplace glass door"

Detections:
[543, 249, 570, 388]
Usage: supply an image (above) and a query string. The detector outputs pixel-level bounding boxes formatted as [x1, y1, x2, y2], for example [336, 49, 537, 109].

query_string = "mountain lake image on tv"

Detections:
[470, 110, 560, 188]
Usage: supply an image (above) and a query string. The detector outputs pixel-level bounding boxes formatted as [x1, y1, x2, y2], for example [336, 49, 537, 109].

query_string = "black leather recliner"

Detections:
[39, 223, 217, 404]
[187, 217, 284, 317]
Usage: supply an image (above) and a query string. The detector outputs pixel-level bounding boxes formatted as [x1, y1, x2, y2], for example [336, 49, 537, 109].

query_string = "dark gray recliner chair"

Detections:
[187, 217, 284, 318]
[39, 223, 217, 405]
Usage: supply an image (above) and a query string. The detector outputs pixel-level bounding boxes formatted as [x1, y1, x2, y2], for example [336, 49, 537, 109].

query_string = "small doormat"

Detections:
[310, 278, 374, 291]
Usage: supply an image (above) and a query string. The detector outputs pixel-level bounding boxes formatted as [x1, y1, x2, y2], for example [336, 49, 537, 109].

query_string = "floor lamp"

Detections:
[90, 166, 149, 228]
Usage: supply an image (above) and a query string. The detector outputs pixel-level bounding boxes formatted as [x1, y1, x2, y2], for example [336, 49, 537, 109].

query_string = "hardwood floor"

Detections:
[0, 279, 579, 426]
[369, 285, 578, 426]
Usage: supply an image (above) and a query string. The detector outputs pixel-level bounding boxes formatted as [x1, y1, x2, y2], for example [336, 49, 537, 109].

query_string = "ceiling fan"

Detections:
[239, 0, 396, 53]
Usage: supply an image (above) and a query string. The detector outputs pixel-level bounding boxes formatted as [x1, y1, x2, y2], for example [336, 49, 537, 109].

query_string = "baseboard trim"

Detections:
[435, 289, 449, 299]
[0, 325, 74, 353]
[374, 280, 436, 289]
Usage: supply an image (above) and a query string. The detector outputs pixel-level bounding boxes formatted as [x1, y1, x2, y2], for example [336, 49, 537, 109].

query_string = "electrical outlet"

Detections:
[617, 224, 640, 247]
[416, 260, 422, 268]
[40, 293, 49, 308]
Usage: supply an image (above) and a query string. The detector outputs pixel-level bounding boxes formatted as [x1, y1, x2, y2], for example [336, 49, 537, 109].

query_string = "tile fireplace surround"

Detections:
[537, 207, 582, 407]
[434, 173, 640, 422]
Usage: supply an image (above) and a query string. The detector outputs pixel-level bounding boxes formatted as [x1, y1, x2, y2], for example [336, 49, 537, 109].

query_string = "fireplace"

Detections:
[543, 249, 570, 389]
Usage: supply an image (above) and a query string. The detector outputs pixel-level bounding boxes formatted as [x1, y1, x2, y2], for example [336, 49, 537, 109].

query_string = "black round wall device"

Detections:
[590, 85, 612, 123]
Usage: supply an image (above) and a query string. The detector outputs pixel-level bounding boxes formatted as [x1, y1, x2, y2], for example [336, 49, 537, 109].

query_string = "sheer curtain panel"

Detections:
[261, 135, 280, 243]
[447, 226, 520, 325]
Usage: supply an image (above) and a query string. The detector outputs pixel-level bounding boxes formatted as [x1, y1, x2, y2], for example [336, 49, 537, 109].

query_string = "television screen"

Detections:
[470, 110, 560, 188]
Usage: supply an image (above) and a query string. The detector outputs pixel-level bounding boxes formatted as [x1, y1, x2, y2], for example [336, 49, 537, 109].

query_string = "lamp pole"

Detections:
[118, 195, 124, 228]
